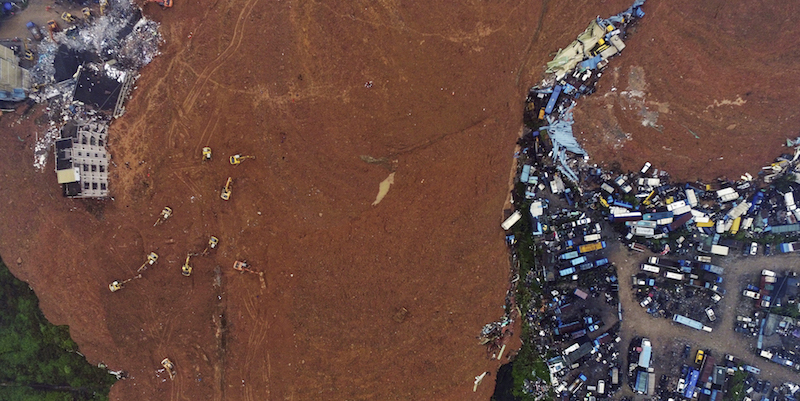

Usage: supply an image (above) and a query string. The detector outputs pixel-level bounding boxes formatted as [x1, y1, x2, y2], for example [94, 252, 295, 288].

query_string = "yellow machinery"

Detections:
[161, 358, 176, 380]
[60, 12, 76, 23]
[202, 147, 212, 161]
[229, 154, 255, 165]
[109, 252, 159, 292]
[202, 236, 219, 256]
[233, 260, 266, 288]
[181, 254, 193, 277]
[81, 7, 92, 19]
[154, 206, 173, 226]
[220, 177, 232, 200]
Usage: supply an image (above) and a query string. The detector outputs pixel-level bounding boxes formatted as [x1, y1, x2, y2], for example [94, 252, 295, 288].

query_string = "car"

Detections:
[25, 21, 43, 41]
[749, 242, 758, 256]
[682, 345, 692, 358]
[695, 350, 705, 364]
[711, 293, 722, 303]
[705, 307, 717, 322]
[764, 243, 772, 256]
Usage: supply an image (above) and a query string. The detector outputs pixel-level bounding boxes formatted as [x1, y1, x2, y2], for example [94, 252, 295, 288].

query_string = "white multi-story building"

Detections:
[54, 120, 109, 198]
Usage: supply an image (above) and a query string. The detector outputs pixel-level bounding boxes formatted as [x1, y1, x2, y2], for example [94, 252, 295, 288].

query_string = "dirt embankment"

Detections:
[2, 1, 799, 400]
[574, 0, 800, 182]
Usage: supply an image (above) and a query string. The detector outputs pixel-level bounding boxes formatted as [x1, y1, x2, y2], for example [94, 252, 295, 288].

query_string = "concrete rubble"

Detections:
[25, 0, 161, 177]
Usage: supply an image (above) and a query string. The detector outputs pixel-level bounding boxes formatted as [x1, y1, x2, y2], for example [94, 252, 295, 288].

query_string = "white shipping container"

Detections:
[601, 183, 615, 194]
[501, 211, 522, 230]
[656, 217, 674, 225]
[716, 220, 725, 234]
[711, 245, 729, 256]
[640, 264, 661, 274]
[672, 205, 692, 216]
[632, 227, 655, 237]
[666, 200, 687, 211]
[584, 233, 601, 242]
[785, 192, 796, 210]
[686, 189, 698, 207]
[741, 217, 754, 230]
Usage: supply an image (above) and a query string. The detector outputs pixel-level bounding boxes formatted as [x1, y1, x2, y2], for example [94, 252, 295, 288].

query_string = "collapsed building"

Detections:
[21, 0, 162, 197]
[0, 44, 31, 102]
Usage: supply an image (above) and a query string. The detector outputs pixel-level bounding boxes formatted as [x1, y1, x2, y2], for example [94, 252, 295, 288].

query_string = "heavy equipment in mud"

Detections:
[202, 236, 219, 256]
[109, 252, 159, 292]
[181, 254, 193, 277]
[154, 206, 173, 226]
[233, 260, 266, 288]
[220, 177, 232, 200]
[202, 147, 212, 161]
[161, 358, 176, 379]
[229, 154, 255, 165]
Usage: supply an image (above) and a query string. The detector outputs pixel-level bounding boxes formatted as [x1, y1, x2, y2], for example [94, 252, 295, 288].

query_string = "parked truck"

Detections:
[578, 241, 606, 254]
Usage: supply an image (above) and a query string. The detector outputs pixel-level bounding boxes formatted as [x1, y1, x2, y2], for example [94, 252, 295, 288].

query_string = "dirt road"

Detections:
[609, 246, 799, 398]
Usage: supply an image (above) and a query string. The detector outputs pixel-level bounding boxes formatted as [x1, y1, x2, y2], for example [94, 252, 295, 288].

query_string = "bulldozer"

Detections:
[154, 206, 173, 226]
[220, 177, 232, 201]
[233, 260, 266, 288]
[202, 147, 212, 161]
[109, 252, 159, 292]
[161, 358, 176, 380]
[229, 154, 255, 165]
[181, 254, 193, 277]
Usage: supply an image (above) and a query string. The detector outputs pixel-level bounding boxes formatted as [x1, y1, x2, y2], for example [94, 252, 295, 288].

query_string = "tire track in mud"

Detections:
[179, 0, 259, 113]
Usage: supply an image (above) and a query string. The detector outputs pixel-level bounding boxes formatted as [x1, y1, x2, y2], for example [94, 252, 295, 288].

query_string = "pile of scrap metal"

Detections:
[524, 0, 646, 182]
[27, 0, 162, 170]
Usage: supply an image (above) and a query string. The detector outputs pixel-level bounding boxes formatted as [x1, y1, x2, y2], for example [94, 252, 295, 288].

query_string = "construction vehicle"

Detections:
[220, 177, 232, 201]
[81, 7, 92, 20]
[99, 0, 108, 15]
[161, 358, 176, 380]
[233, 261, 266, 288]
[154, 206, 173, 226]
[60, 12, 76, 23]
[21, 40, 34, 61]
[146, 0, 173, 7]
[181, 254, 193, 277]
[25, 21, 43, 41]
[201, 236, 219, 256]
[109, 252, 159, 292]
[229, 154, 255, 165]
[202, 147, 212, 161]
[46, 20, 59, 41]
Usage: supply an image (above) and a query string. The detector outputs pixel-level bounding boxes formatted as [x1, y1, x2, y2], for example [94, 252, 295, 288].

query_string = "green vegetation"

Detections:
[509, 218, 552, 400]
[0, 259, 116, 400]
[725, 368, 747, 401]
[772, 305, 800, 319]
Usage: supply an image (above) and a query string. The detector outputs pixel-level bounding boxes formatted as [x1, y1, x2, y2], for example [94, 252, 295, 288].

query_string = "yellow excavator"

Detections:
[202, 236, 219, 256]
[181, 254, 193, 277]
[154, 206, 173, 226]
[202, 147, 212, 161]
[161, 358, 176, 380]
[229, 154, 255, 165]
[220, 177, 232, 200]
[233, 260, 266, 288]
[109, 252, 159, 292]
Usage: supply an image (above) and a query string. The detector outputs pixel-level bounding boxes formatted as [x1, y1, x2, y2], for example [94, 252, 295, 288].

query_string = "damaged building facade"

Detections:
[0, 44, 31, 102]
[54, 120, 110, 198]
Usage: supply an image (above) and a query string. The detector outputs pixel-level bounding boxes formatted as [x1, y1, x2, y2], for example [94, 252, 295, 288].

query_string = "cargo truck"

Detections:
[578, 241, 606, 254]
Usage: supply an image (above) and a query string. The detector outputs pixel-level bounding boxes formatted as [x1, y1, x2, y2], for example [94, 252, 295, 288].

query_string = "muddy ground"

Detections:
[2, 0, 800, 400]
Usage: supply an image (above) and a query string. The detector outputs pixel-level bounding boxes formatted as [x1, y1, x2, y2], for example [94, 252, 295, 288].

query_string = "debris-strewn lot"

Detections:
[493, 0, 800, 399]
